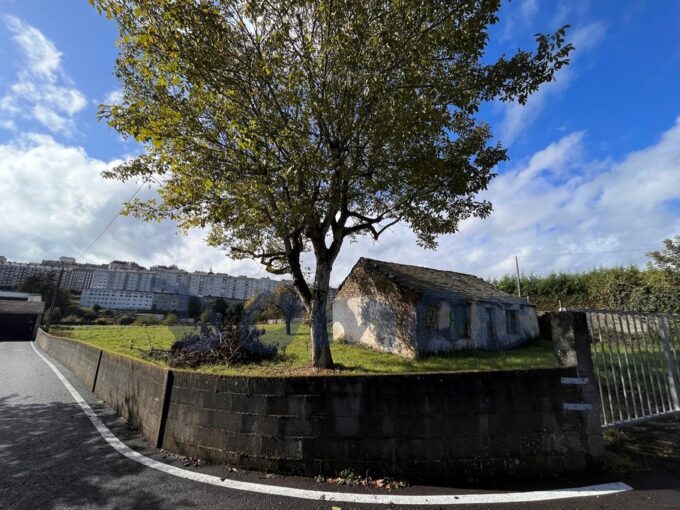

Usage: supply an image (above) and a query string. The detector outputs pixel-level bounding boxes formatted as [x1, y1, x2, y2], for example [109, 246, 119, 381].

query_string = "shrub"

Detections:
[44, 308, 62, 323]
[95, 318, 112, 325]
[66, 305, 84, 317]
[494, 266, 680, 313]
[163, 313, 179, 326]
[63, 314, 82, 323]
[117, 315, 135, 325]
[92, 304, 102, 312]
[82, 310, 99, 321]
[134, 315, 160, 326]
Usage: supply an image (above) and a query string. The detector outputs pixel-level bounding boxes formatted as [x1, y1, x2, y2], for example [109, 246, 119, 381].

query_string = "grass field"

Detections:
[49, 323, 557, 376]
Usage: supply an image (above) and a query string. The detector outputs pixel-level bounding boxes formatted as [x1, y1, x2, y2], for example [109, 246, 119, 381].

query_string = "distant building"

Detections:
[80, 289, 154, 311]
[151, 292, 191, 313]
[41, 256, 78, 267]
[333, 258, 539, 359]
[0, 256, 290, 306]
[108, 260, 145, 271]
[64, 269, 94, 292]
[0, 261, 61, 289]
[80, 289, 192, 313]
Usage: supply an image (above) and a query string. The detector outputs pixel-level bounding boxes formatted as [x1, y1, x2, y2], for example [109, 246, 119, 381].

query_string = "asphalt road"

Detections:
[0, 339, 679, 510]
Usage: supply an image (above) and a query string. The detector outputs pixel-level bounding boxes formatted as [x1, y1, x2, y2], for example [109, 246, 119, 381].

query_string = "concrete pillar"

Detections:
[550, 311, 604, 457]
[31, 314, 42, 340]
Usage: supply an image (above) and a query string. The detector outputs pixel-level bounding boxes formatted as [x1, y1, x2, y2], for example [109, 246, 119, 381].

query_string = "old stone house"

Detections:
[332, 258, 539, 358]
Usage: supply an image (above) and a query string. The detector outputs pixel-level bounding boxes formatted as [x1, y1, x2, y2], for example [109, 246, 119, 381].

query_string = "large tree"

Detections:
[91, 0, 573, 368]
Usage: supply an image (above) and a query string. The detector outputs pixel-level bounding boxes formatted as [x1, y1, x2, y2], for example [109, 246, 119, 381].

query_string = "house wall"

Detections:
[333, 260, 418, 359]
[415, 294, 475, 354]
[332, 296, 417, 358]
[416, 298, 540, 354]
[469, 302, 540, 349]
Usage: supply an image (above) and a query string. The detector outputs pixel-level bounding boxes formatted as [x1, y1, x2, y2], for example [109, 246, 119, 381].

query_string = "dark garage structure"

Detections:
[0, 292, 44, 340]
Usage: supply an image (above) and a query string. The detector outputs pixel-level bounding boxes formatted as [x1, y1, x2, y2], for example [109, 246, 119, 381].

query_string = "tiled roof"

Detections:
[0, 300, 45, 314]
[360, 258, 529, 304]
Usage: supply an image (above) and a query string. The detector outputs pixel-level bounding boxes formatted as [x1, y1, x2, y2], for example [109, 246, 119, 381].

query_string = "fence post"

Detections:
[658, 316, 680, 411]
[551, 311, 604, 457]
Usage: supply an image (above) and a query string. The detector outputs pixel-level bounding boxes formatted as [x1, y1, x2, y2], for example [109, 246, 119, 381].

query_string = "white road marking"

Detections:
[30, 341, 632, 505]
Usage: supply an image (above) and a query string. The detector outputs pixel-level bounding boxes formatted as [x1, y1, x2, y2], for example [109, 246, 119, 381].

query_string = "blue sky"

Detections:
[1, 0, 679, 284]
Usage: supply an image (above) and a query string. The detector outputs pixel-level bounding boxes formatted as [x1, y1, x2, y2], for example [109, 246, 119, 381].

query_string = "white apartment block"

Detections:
[80, 289, 154, 311]
[80, 289, 191, 312]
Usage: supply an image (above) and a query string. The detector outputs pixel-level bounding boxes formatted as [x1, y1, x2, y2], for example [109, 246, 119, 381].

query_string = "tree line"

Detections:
[495, 237, 680, 314]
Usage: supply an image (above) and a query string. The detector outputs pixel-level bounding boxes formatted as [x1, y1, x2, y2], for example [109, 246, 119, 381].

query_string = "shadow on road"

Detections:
[0, 393, 197, 510]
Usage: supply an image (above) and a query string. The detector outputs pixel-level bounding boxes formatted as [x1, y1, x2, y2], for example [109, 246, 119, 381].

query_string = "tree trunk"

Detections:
[310, 297, 333, 368]
[285, 319, 291, 335]
[285, 237, 336, 369]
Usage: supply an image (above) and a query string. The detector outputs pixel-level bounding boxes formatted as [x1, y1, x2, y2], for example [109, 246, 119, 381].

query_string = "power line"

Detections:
[76, 181, 146, 262]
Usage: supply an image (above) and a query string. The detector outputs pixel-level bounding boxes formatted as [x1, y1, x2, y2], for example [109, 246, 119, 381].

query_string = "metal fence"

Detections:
[578, 309, 680, 427]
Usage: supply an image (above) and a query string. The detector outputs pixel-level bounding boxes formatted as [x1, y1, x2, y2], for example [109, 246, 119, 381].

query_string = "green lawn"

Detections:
[49, 323, 557, 376]
[49, 324, 194, 363]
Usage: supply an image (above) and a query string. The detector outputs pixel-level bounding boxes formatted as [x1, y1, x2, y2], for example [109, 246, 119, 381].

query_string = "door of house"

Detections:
[485, 307, 498, 349]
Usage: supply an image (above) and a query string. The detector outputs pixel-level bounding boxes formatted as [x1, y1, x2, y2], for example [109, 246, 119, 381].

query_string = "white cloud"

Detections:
[3, 15, 61, 80]
[501, 0, 540, 41]
[569, 21, 607, 53]
[0, 14, 674, 289]
[2, 119, 679, 286]
[327, 118, 680, 285]
[0, 16, 86, 135]
[520, 0, 539, 24]
[498, 21, 606, 145]
[0, 119, 16, 131]
[0, 133, 276, 278]
[103, 89, 124, 105]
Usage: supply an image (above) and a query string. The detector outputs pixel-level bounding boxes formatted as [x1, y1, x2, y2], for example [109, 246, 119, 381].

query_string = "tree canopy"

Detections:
[647, 235, 680, 273]
[18, 273, 70, 319]
[91, 0, 574, 367]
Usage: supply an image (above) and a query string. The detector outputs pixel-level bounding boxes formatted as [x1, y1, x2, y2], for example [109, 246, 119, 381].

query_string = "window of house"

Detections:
[424, 302, 450, 331]
[450, 303, 469, 339]
[506, 309, 519, 335]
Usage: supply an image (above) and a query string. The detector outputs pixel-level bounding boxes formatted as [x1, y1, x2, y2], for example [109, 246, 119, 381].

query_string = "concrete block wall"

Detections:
[94, 351, 167, 442]
[162, 368, 594, 481]
[35, 329, 602, 483]
[36, 329, 167, 444]
[36, 330, 101, 390]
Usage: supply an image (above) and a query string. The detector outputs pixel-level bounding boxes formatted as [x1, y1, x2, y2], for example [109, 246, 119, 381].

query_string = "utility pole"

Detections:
[45, 264, 65, 332]
[515, 255, 522, 298]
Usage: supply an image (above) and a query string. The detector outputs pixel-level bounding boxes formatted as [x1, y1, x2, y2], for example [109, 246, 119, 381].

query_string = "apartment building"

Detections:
[0, 261, 61, 289]
[1, 256, 290, 304]
[80, 289, 154, 311]
[80, 288, 191, 312]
